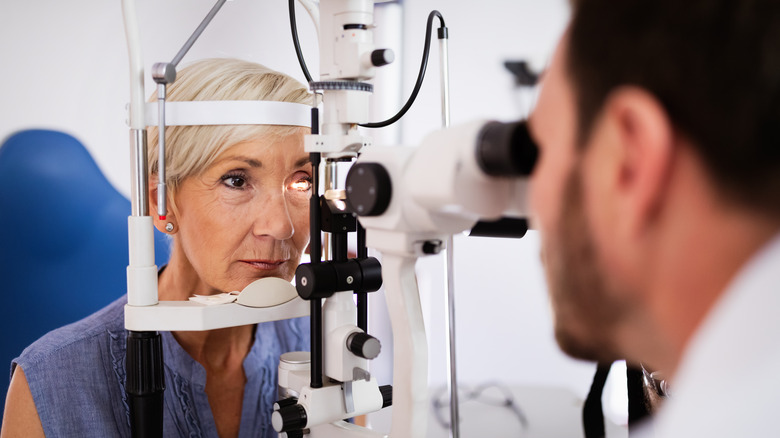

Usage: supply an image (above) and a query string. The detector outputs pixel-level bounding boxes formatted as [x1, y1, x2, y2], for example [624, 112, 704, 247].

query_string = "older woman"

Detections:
[2, 59, 312, 437]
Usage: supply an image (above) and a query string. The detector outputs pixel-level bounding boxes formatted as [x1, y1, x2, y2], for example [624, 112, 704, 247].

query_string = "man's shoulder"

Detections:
[14, 295, 128, 371]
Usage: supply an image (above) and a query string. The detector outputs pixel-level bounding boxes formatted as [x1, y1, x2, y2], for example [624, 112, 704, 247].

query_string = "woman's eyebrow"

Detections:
[294, 156, 312, 168]
[220, 156, 262, 168]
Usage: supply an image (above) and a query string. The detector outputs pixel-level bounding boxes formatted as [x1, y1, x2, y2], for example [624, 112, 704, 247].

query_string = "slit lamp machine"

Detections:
[120, 1, 538, 437]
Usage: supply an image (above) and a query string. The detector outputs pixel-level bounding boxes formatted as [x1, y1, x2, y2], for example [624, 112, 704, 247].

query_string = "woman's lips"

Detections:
[240, 259, 288, 270]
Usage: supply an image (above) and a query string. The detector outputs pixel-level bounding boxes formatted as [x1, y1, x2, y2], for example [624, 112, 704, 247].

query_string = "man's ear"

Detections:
[605, 86, 675, 237]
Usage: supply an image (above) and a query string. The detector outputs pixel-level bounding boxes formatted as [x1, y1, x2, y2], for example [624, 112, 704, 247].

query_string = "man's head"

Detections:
[529, 0, 780, 370]
[567, 0, 780, 212]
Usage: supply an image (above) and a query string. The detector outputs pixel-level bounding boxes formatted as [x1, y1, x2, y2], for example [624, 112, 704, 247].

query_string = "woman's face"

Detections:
[171, 132, 311, 294]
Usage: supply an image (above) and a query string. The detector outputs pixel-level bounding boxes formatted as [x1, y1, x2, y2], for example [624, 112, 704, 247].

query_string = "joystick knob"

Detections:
[271, 404, 307, 433]
[371, 49, 395, 67]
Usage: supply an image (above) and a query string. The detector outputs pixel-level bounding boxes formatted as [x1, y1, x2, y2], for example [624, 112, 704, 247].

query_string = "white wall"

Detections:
[0, 0, 603, 432]
[0, 0, 320, 197]
[396, 0, 597, 395]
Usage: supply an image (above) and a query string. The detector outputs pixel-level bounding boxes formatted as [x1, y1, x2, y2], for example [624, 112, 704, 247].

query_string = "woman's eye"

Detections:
[288, 175, 312, 192]
[221, 174, 247, 189]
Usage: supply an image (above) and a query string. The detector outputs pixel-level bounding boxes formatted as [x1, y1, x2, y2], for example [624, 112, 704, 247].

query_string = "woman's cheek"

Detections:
[293, 204, 311, 249]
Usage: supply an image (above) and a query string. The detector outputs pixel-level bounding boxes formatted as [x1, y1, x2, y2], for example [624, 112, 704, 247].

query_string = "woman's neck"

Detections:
[157, 251, 255, 369]
[172, 326, 255, 370]
[157, 249, 219, 301]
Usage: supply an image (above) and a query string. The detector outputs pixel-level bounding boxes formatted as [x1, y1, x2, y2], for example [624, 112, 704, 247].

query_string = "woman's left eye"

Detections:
[288, 175, 312, 192]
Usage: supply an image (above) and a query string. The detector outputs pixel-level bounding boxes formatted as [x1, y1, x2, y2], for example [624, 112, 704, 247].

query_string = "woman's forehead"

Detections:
[215, 134, 308, 167]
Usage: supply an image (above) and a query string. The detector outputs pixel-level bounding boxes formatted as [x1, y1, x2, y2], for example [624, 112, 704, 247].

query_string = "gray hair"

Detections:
[147, 58, 311, 198]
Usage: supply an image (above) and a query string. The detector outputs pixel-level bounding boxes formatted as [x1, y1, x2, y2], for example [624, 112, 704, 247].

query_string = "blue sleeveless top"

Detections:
[11, 295, 309, 437]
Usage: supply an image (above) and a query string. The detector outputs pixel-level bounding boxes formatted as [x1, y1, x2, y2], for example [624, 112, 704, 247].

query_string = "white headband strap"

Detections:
[143, 101, 311, 127]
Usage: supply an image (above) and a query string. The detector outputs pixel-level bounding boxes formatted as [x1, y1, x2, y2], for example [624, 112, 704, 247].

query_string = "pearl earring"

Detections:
[165, 222, 174, 232]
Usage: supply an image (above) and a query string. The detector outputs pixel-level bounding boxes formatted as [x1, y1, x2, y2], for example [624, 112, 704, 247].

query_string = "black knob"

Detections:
[371, 49, 395, 67]
[356, 257, 383, 293]
[347, 332, 381, 359]
[422, 240, 443, 255]
[346, 163, 392, 217]
[126, 331, 165, 437]
[126, 331, 165, 396]
[379, 384, 393, 408]
[295, 263, 338, 300]
[296, 258, 383, 299]
[271, 404, 307, 433]
[273, 397, 298, 410]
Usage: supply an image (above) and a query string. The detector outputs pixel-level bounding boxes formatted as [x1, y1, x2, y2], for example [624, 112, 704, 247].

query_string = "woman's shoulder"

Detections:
[14, 295, 128, 371]
[12, 296, 132, 437]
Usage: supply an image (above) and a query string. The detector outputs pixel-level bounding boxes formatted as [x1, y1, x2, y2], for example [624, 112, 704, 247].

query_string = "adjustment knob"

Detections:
[345, 163, 392, 216]
[274, 398, 298, 410]
[347, 332, 382, 359]
[379, 384, 393, 408]
[295, 258, 383, 299]
[295, 263, 338, 300]
[371, 49, 395, 67]
[271, 404, 307, 433]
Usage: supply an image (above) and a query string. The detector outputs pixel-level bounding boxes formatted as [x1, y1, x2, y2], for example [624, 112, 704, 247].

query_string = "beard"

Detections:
[544, 166, 630, 363]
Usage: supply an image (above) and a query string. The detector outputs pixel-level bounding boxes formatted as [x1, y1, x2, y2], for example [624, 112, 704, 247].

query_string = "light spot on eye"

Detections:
[289, 179, 312, 192]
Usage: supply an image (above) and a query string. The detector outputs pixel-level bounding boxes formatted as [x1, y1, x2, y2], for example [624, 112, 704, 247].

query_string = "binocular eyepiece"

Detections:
[476, 120, 538, 178]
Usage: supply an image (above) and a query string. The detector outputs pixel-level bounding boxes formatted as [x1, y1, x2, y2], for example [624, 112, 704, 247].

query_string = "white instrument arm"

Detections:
[383, 254, 429, 438]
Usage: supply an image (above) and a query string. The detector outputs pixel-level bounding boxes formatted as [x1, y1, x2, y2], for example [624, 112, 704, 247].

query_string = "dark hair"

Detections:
[567, 0, 780, 216]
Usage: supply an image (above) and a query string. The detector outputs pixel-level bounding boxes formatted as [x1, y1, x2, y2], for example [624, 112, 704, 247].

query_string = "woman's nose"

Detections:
[252, 191, 295, 240]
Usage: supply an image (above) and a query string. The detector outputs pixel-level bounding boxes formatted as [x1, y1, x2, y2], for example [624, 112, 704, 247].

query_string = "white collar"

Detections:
[653, 232, 780, 436]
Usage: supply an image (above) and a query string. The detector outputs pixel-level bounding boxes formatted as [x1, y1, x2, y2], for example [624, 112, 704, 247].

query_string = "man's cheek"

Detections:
[531, 179, 562, 234]
[529, 171, 552, 225]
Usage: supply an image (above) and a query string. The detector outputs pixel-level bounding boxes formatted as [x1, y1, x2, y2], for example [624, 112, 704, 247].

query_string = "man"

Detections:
[529, 0, 780, 436]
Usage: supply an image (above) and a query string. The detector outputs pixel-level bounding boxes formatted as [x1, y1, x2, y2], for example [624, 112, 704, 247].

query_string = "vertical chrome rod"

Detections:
[130, 129, 149, 217]
[156, 83, 167, 219]
[440, 35, 460, 438]
[440, 38, 451, 128]
[444, 236, 458, 437]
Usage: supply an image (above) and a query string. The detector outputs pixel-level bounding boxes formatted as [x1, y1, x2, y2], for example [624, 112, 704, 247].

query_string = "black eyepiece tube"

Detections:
[126, 330, 165, 438]
[476, 120, 538, 177]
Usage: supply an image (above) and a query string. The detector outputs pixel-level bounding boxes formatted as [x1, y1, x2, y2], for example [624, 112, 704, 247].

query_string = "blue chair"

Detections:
[0, 129, 170, 423]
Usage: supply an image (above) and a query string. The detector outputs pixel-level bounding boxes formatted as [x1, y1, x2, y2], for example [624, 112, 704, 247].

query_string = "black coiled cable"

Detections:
[361, 10, 447, 128]
[289, 0, 313, 84]
[288, 2, 447, 129]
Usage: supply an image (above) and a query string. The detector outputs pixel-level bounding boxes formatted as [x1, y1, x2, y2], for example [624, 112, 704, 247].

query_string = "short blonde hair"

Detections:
[147, 58, 311, 195]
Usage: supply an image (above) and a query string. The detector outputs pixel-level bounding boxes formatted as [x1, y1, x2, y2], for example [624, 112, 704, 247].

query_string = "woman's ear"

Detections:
[150, 182, 177, 234]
